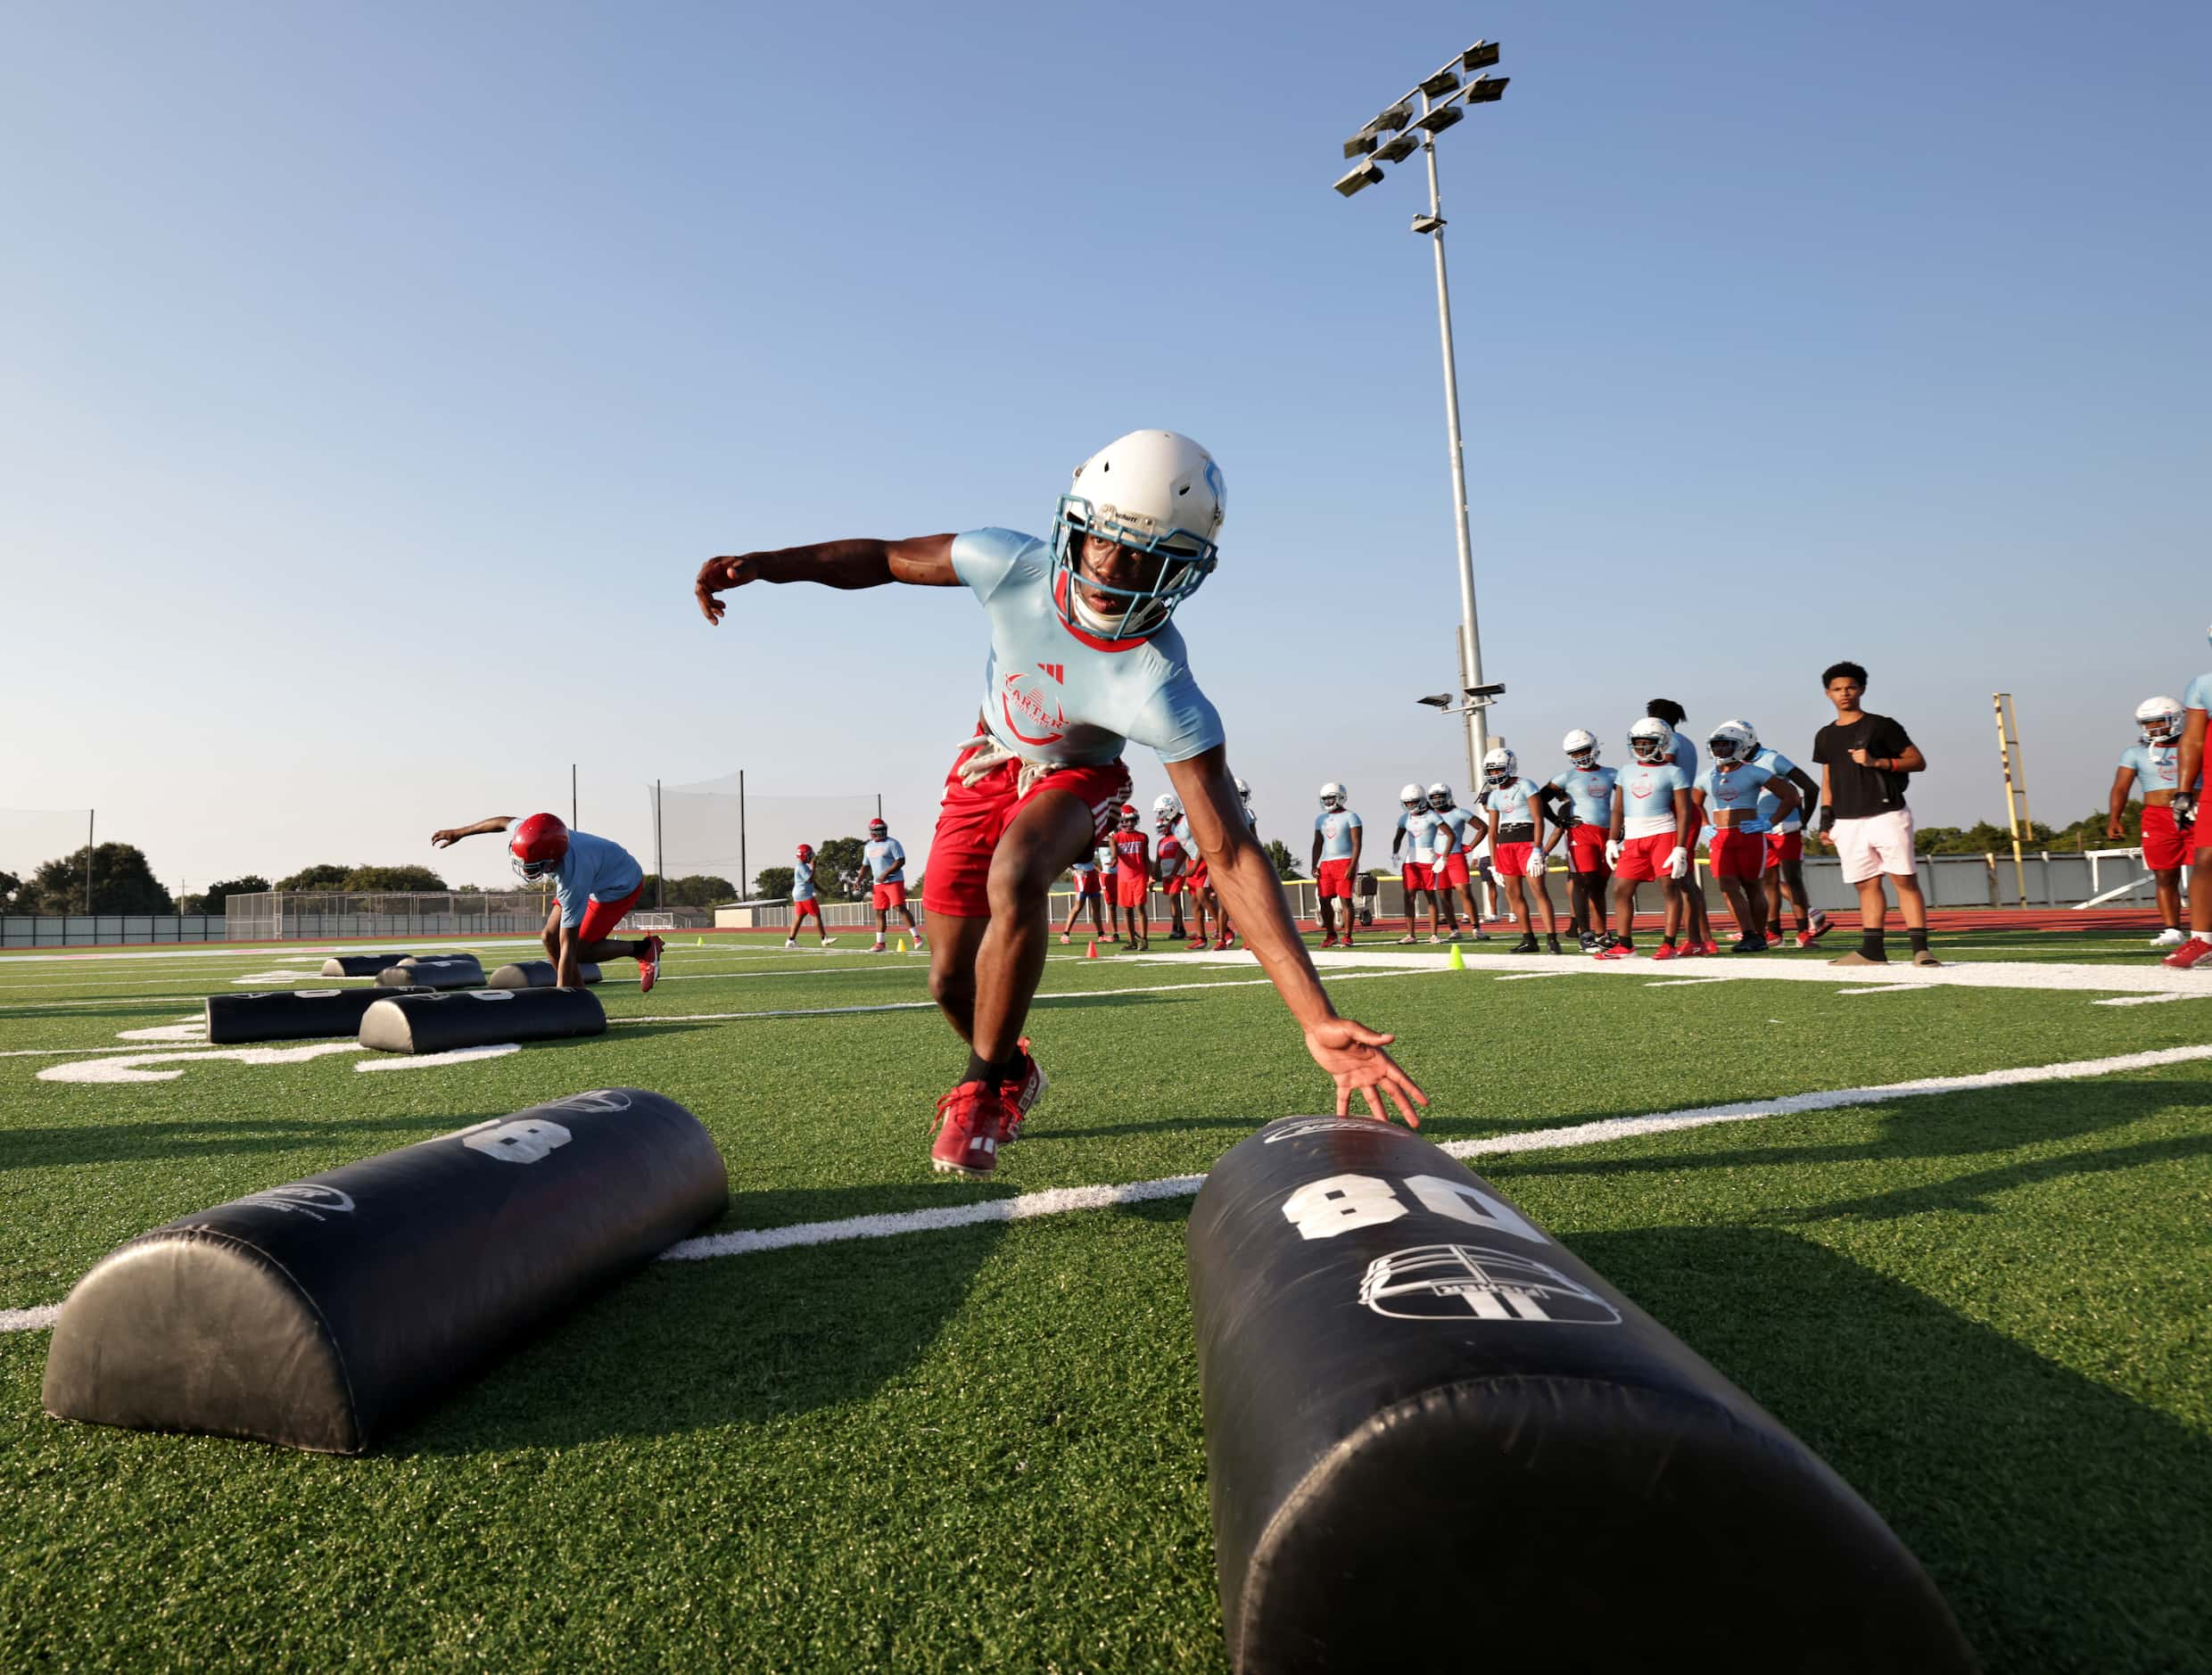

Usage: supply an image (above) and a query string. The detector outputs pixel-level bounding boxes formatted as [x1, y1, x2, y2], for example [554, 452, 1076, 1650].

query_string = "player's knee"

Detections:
[927, 964, 972, 1011]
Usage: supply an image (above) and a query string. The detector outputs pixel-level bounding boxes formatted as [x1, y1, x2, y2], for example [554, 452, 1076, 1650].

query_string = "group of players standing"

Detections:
[1059, 779, 1258, 952]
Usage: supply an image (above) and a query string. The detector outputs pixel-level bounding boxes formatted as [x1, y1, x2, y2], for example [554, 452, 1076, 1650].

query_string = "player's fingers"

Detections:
[1382, 1084, 1419, 1128]
[1339, 1019, 1396, 1047]
[1358, 1083, 1386, 1123]
[1333, 1077, 1351, 1118]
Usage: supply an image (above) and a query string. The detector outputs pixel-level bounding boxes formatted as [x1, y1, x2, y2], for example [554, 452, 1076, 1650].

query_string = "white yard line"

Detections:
[2092, 994, 2188, 1008]
[1645, 977, 1735, 987]
[1836, 985, 1924, 996]
[11, 1039, 2211, 1330]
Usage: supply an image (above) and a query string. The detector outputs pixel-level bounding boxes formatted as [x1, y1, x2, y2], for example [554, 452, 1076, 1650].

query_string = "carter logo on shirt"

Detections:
[1000, 669, 1068, 746]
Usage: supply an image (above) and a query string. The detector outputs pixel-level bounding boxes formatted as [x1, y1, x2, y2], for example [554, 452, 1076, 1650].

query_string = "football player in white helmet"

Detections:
[1645, 700, 1715, 955]
[695, 432, 1426, 1170]
[1693, 725, 1801, 951]
[1060, 846, 1108, 945]
[1735, 722, 1828, 949]
[2167, 632, 2212, 966]
[1312, 782, 1365, 948]
[1544, 730, 1618, 952]
[1424, 782, 1491, 945]
[1595, 720, 1696, 961]
[1391, 783, 1449, 943]
[863, 817, 923, 953]
[2114, 697, 2196, 945]
[1152, 800, 1192, 941]
[1477, 753, 1563, 954]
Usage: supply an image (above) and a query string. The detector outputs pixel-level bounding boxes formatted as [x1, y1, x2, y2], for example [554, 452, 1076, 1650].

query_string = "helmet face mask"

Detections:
[1563, 729, 1599, 770]
[1318, 780, 1346, 811]
[1049, 432, 1225, 641]
[2137, 697, 2184, 745]
[1399, 781, 1424, 812]
[1628, 719, 1674, 765]
[1153, 792, 1182, 822]
[867, 819, 888, 840]
[1426, 783, 1454, 811]
[1480, 748, 1515, 788]
[1707, 721, 1756, 765]
[1118, 804, 1139, 831]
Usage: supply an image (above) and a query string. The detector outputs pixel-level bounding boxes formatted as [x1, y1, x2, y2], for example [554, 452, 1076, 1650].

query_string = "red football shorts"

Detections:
[923, 732, 1133, 920]
[792, 897, 822, 920]
[574, 884, 641, 944]
[1400, 862, 1432, 894]
[1568, 822, 1610, 874]
[1076, 871, 1102, 897]
[872, 880, 907, 912]
[2142, 803, 2189, 871]
[1615, 831, 1677, 883]
[1115, 869, 1150, 907]
[1190, 862, 1211, 891]
[1440, 852, 1472, 888]
[1709, 829, 1763, 879]
[1317, 857, 1356, 898]
[1492, 840, 1536, 880]
[1160, 875, 1184, 895]
[1764, 829, 1803, 871]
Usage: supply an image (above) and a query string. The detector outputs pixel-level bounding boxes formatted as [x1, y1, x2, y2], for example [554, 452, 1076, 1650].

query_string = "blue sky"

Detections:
[2, 0, 2204, 893]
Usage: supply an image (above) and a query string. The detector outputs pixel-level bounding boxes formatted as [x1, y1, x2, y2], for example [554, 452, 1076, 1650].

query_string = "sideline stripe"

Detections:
[9, 1043, 2211, 1329]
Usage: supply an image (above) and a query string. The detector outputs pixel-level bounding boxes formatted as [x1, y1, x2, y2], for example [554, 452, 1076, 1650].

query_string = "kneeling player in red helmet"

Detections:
[695, 429, 1426, 1177]
[430, 813, 664, 992]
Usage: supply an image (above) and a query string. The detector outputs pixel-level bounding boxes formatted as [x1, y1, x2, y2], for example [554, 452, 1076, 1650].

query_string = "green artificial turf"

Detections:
[1, 937, 2208, 1670]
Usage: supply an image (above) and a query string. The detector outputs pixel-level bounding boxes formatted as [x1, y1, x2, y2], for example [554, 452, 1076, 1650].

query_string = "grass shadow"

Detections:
[1572, 1224, 2212, 1672]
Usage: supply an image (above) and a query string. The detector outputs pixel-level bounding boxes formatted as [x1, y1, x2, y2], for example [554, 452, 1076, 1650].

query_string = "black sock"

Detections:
[1861, 929, 1886, 959]
[1908, 928, 1929, 954]
[963, 1050, 995, 1087]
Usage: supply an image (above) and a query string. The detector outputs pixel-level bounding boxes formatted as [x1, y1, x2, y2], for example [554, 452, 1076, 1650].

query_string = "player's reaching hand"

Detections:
[429, 829, 463, 849]
[1304, 1017, 1428, 1127]
[695, 554, 759, 624]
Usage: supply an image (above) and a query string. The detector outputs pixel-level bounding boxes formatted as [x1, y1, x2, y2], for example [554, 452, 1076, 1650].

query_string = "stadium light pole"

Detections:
[1335, 43, 1509, 792]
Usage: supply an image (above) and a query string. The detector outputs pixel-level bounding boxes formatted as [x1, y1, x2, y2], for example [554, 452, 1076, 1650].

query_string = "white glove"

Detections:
[1523, 851, 1546, 879]
[1605, 838, 1623, 868]
[1665, 846, 1690, 881]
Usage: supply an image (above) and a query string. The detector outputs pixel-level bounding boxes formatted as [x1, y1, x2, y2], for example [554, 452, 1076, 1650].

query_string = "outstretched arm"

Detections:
[1167, 748, 1427, 1126]
[430, 816, 516, 849]
[695, 535, 959, 623]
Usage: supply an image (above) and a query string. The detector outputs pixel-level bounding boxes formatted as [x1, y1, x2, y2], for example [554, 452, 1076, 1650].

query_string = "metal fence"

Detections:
[0, 915, 228, 947]
[223, 891, 557, 942]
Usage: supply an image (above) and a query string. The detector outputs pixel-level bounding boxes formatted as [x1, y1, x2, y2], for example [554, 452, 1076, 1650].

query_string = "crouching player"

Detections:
[2114, 697, 2195, 947]
[788, 842, 837, 948]
[694, 428, 1425, 1176]
[1545, 730, 1617, 953]
[1695, 722, 1800, 951]
[1311, 781, 1364, 948]
[429, 813, 664, 991]
[1595, 720, 1694, 961]
[1474, 755, 1560, 954]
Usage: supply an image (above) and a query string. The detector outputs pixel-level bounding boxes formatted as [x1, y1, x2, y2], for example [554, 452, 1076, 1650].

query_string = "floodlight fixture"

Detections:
[1409, 104, 1465, 136]
[1343, 131, 1380, 160]
[1465, 681, 1506, 700]
[1417, 694, 1455, 709]
[1459, 41, 1501, 72]
[1374, 131, 1419, 164]
[1373, 101, 1414, 133]
[1417, 68, 1461, 97]
[1411, 212, 1446, 235]
[1333, 160, 1386, 197]
[1462, 74, 1508, 104]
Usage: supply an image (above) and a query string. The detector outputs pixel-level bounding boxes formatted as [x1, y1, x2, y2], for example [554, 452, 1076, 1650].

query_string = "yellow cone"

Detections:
[1448, 943, 1465, 971]
[896, 937, 908, 953]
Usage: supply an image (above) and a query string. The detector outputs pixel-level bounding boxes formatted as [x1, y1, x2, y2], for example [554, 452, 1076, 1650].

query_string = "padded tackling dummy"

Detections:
[43, 1089, 727, 1453]
[205, 986, 429, 1044]
[319, 953, 412, 978]
[376, 953, 483, 990]
[1186, 1118, 1974, 1674]
[487, 960, 601, 989]
[357, 986, 606, 1054]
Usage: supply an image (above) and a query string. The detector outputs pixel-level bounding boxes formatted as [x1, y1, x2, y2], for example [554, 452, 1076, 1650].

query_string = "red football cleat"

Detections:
[2160, 937, 2212, 970]
[1594, 943, 1631, 961]
[1001, 1037, 1048, 1143]
[1214, 935, 1233, 951]
[1701, 939, 1720, 957]
[1650, 943, 1680, 961]
[638, 934, 665, 994]
[1320, 932, 1339, 949]
[930, 1081, 1011, 1177]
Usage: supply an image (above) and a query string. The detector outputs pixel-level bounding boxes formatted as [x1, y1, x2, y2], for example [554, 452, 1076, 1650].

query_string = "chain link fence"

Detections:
[224, 891, 556, 942]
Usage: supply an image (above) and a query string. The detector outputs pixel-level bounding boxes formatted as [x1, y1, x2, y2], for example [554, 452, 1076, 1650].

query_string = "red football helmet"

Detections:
[796, 843, 814, 861]
[867, 818, 888, 839]
[1118, 803, 1139, 830]
[509, 813, 570, 882]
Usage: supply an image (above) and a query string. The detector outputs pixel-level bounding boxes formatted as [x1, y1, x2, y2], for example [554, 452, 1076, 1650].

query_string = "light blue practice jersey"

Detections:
[551, 830, 643, 929]
[1671, 732, 1699, 778]
[1617, 763, 1691, 833]
[952, 529, 1226, 767]
[1070, 858, 1097, 876]
[1548, 766, 1618, 827]
[1395, 808, 1446, 863]
[1482, 777, 1542, 829]
[1697, 761, 1775, 821]
[1314, 810, 1362, 861]
[1750, 747, 1803, 833]
[2184, 673, 2212, 714]
[2118, 742, 2191, 793]
[863, 838, 906, 884]
[1435, 805, 1480, 852]
[792, 861, 817, 902]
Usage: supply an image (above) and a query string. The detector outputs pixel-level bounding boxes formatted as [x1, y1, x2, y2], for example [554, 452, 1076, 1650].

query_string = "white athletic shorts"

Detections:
[1833, 808, 1917, 884]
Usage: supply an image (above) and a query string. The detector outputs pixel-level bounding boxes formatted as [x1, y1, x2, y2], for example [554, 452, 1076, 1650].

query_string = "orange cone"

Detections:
[1085, 938, 1099, 960]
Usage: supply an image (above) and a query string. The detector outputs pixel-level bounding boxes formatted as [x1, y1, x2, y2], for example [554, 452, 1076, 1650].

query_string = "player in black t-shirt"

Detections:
[1811, 661, 1937, 967]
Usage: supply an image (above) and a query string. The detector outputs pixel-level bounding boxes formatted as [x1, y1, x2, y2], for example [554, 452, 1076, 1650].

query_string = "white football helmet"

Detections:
[1425, 782, 1455, 811]
[1153, 791, 1183, 822]
[1480, 748, 1515, 787]
[1318, 781, 1347, 810]
[2137, 697, 2184, 744]
[1708, 721, 1757, 764]
[1628, 718, 1675, 764]
[1233, 774, 1251, 798]
[1052, 430, 1225, 639]
[1563, 729, 1600, 769]
[1399, 783, 1425, 810]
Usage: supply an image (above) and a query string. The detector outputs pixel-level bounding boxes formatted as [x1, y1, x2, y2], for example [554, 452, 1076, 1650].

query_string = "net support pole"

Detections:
[1993, 692, 2030, 908]
[655, 780, 665, 910]
[739, 770, 748, 902]
[85, 809, 94, 915]
[571, 763, 578, 829]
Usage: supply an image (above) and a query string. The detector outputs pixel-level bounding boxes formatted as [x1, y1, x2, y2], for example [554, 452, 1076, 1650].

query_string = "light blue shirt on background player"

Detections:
[1696, 762, 1775, 819]
[1548, 765, 1618, 829]
[2183, 672, 2212, 717]
[1481, 778, 1542, 831]
[1395, 807, 1444, 863]
[1749, 746, 1803, 834]
[1618, 762, 1692, 835]
[792, 860, 817, 902]
[2117, 740, 2188, 793]
[951, 528, 1224, 766]
[863, 837, 906, 883]
[1434, 804, 1480, 856]
[551, 831, 643, 929]
[1314, 809, 1362, 861]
